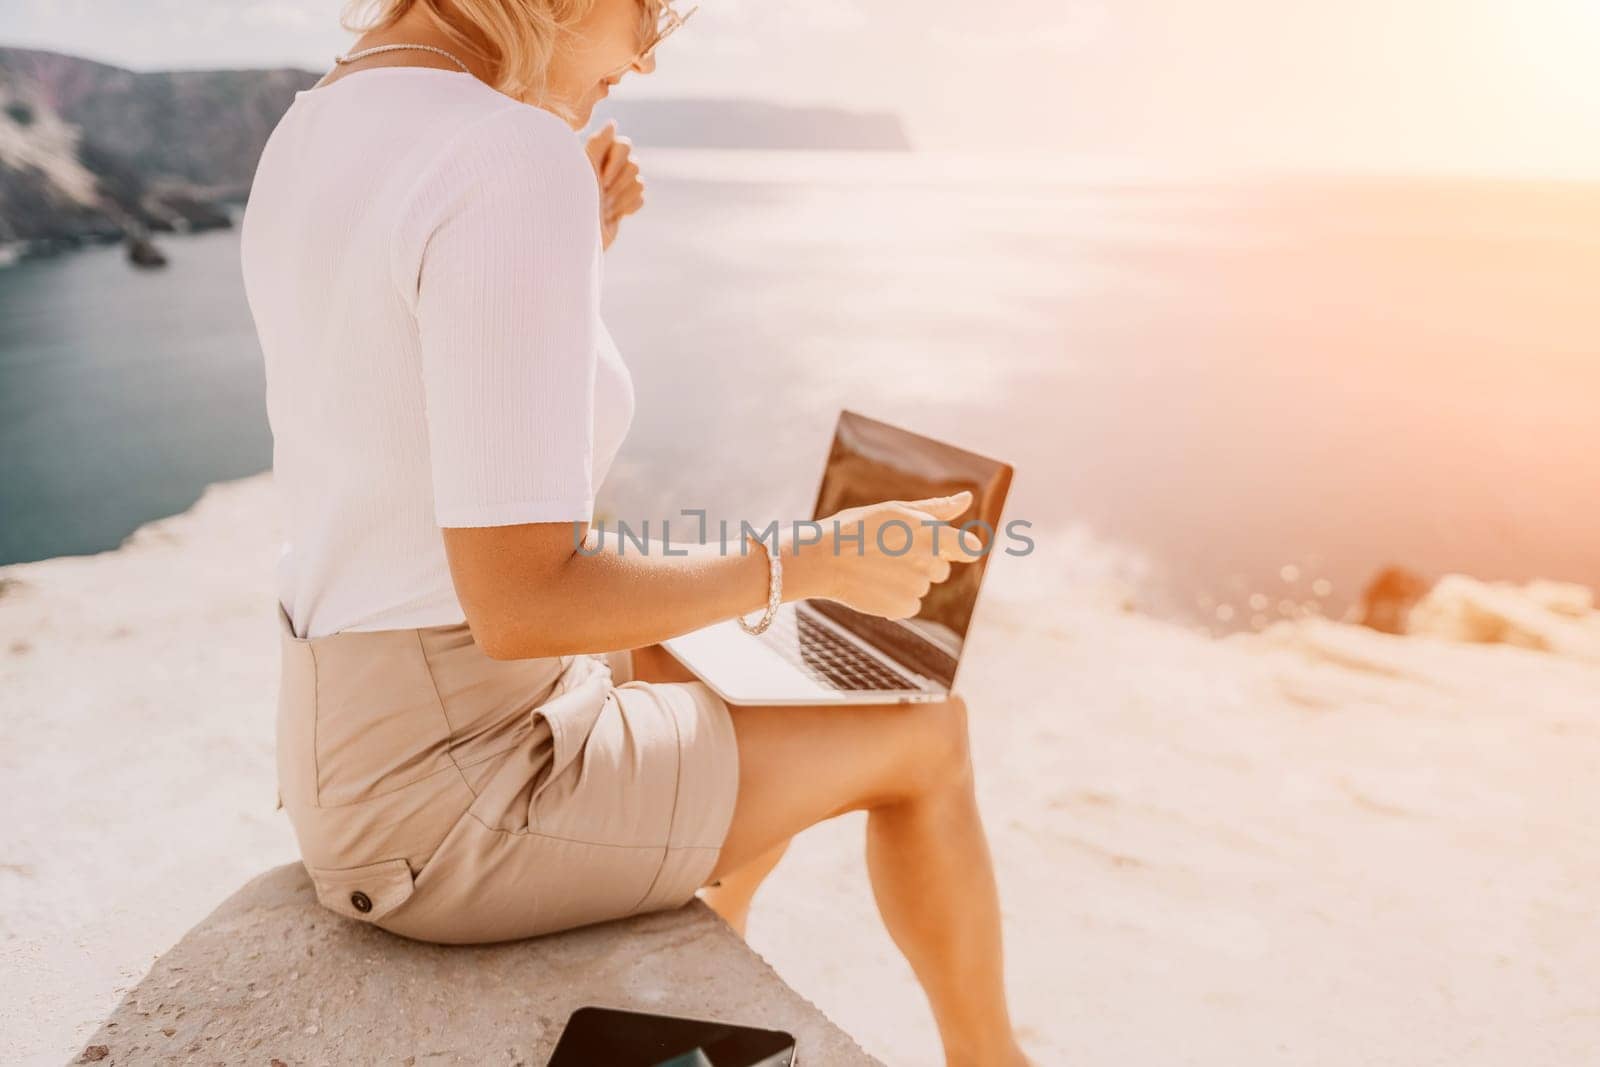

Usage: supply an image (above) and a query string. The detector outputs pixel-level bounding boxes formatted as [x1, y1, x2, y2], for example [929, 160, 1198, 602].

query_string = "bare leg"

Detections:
[710, 696, 1028, 1067]
[864, 740, 1013, 1066]
[700, 838, 790, 936]
[629, 642, 1023, 1060]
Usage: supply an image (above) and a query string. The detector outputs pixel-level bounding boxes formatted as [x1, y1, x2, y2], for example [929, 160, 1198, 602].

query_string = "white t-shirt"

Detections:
[241, 68, 635, 638]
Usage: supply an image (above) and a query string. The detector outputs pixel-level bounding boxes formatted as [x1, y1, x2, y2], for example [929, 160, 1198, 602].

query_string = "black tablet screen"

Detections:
[547, 1006, 798, 1067]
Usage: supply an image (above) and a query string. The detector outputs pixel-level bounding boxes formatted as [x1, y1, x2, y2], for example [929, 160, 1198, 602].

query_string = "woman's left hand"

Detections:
[584, 120, 645, 250]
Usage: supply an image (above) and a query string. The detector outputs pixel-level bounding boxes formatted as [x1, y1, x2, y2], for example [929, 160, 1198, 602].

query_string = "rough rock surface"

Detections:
[79, 864, 878, 1066]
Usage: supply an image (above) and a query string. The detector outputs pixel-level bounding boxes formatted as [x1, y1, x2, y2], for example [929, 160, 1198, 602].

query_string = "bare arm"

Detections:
[444, 492, 974, 660]
[445, 522, 790, 659]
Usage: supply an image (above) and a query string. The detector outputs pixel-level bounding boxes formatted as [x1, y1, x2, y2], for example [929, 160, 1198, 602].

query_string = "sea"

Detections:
[3, 150, 1597, 630]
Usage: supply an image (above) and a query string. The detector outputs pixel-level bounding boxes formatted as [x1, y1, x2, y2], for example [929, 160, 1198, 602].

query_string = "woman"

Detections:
[241, 1, 1031, 1062]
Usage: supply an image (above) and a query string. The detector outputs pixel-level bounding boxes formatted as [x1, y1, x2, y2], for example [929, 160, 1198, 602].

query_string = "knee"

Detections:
[898, 693, 973, 797]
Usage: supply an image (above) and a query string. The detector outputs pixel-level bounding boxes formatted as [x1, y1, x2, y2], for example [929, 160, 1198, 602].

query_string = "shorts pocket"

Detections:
[530, 660, 615, 809]
[304, 857, 416, 924]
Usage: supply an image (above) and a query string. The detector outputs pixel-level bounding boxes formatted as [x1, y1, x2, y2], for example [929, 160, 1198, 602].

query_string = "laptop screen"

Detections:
[807, 411, 1013, 689]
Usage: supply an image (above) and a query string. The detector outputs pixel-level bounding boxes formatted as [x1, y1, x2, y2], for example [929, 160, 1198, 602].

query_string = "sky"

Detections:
[5, 0, 1600, 174]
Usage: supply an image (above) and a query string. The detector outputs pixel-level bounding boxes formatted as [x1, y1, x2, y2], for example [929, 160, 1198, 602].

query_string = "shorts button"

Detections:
[350, 890, 373, 914]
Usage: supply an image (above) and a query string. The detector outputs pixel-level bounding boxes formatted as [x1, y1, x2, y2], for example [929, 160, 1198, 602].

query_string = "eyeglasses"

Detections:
[604, 0, 694, 75]
[647, 2, 698, 56]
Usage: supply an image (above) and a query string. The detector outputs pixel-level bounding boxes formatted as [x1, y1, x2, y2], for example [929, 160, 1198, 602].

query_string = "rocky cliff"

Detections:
[0, 47, 314, 249]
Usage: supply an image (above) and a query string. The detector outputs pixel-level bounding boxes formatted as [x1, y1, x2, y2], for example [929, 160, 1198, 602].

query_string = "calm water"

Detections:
[3, 152, 1598, 628]
[0, 222, 272, 562]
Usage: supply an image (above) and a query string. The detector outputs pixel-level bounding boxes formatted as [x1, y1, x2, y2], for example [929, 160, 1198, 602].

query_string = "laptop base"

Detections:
[661, 604, 945, 708]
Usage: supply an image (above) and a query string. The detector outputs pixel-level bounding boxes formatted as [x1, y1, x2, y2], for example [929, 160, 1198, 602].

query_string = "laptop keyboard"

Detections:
[759, 609, 922, 692]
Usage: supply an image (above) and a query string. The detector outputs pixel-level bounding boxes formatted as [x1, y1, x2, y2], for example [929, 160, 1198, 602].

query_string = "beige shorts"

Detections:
[274, 601, 740, 944]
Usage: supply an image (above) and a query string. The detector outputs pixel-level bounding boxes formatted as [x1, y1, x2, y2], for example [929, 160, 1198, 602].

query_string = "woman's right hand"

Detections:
[788, 490, 981, 619]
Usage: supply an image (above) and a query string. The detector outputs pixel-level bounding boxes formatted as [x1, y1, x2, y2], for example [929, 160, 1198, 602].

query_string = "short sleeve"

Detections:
[400, 105, 603, 528]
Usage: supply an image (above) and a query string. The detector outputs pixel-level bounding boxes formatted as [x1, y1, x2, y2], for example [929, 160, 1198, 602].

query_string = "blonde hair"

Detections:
[343, 0, 665, 122]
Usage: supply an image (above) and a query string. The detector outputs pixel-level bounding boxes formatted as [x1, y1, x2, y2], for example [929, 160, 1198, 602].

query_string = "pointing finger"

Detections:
[904, 490, 973, 523]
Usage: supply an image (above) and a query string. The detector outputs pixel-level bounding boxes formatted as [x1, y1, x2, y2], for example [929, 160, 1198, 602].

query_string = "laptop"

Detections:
[662, 410, 1013, 706]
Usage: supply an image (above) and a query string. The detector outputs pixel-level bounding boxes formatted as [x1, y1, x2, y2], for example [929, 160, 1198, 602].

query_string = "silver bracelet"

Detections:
[737, 534, 783, 636]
